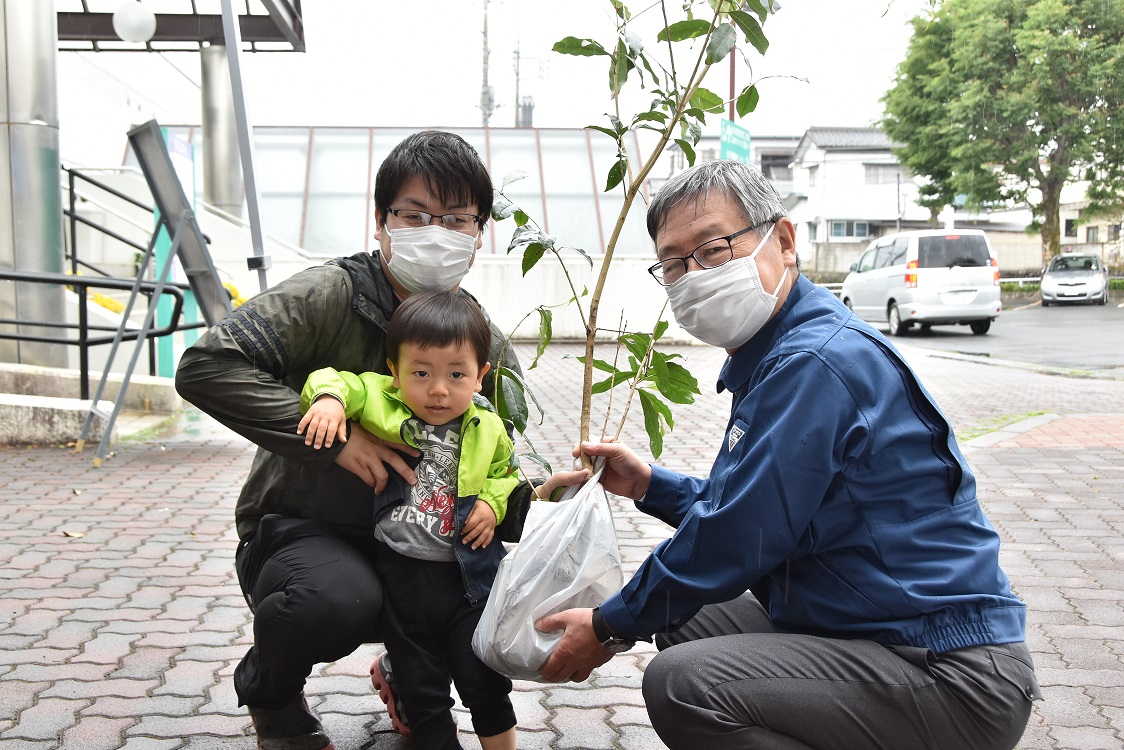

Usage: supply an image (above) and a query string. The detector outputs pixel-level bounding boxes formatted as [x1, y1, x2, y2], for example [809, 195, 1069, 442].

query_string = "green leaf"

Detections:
[586, 124, 621, 140]
[644, 387, 675, 430]
[657, 19, 711, 42]
[638, 52, 660, 86]
[690, 87, 725, 114]
[650, 353, 670, 392]
[662, 361, 700, 404]
[686, 119, 703, 144]
[553, 36, 610, 57]
[522, 243, 546, 275]
[620, 332, 652, 363]
[519, 451, 552, 475]
[638, 389, 673, 459]
[496, 366, 544, 430]
[508, 225, 541, 250]
[675, 138, 697, 166]
[634, 110, 668, 125]
[571, 246, 594, 269]
[501, 170, 527, 191]
[531, 308, 553, 369]
[514, 209, 530, 227]
[736, 84, 760, 117]
[705, 22, 737, 64]
[730, 10, 769, 55]
[576, 356, 621, 374]
[605, 158, 626, 191]
[609, 40, 630, 98]
[591, 369, 637, 395]
[654, 319, 669, 340]
[742, 0, 768, 22]
[495, 370, 529, 433]
[492, 193, 516, 222]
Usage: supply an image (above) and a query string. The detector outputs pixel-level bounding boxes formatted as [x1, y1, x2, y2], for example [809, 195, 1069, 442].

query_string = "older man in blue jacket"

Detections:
[537, 160, 1040, 750]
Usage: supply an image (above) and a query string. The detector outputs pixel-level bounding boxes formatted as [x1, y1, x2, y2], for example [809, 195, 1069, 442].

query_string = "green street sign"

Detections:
[720, 119, 752, 164]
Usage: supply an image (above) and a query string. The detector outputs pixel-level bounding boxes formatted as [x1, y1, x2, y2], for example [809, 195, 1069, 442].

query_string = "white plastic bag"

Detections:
[472, 471, 623, 681]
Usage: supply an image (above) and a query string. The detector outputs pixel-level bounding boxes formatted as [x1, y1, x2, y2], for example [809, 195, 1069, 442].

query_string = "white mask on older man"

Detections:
[665, 223, 785, 350]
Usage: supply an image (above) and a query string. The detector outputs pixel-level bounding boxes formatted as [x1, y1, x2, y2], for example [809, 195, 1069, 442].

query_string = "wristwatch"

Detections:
[591, 606, 635, 654]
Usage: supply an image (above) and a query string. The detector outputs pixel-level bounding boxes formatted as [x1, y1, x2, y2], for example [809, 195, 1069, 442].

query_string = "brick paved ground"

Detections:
[1, 340, 1122, 749]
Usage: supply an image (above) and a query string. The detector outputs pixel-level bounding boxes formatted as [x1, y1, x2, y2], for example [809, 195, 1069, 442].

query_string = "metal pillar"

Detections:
[200, 43, 243, 217]
[0, 0, 66, 366]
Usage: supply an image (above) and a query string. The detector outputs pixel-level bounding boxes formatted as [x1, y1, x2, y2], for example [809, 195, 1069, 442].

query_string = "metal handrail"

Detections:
[0, 270, 204, 400]
[0, 167, 208, 399]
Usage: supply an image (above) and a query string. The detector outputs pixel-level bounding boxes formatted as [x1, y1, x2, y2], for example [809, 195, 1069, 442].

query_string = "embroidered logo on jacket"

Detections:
[728, 425, 745, 452]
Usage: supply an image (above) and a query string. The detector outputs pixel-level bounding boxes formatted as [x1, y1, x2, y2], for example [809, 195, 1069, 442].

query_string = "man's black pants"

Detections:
[233, 514, 383, 709]
[644, 593, 1041, 750]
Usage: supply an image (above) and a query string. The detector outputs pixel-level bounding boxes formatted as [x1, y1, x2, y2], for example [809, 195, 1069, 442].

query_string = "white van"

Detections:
[840, 229, 1002, 336]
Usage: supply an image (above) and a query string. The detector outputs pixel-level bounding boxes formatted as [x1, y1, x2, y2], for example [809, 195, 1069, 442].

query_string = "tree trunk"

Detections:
[1039, 177, 1063, 267]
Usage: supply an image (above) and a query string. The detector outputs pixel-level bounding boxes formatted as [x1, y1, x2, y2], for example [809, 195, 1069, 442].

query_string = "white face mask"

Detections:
[665, 223, 786, 350]
[385, 225, 477, 293]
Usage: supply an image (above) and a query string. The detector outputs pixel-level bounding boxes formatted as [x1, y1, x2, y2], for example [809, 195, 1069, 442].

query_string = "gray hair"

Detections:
[647, 160, 788, 242]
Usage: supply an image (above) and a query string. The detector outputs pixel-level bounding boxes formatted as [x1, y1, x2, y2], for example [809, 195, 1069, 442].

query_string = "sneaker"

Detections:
[248, 693, 335, 750]
[370, 653, 411, 738]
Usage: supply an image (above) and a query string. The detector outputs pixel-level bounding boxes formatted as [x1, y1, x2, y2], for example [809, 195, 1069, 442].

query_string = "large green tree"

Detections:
[882, 8, 957, 227]
[883, 0, 1124, 263]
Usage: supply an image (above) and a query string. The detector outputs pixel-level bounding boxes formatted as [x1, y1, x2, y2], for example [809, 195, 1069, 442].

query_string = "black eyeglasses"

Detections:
[648, 217, 780, 286]
[387, 207, 482, 233]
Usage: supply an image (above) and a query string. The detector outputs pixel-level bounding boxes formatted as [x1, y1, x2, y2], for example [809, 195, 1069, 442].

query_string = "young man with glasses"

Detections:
[536, 160, 1040, 750]
[176, 131, 538, 750]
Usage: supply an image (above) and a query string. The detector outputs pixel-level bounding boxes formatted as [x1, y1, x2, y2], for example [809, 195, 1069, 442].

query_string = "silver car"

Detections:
[1040, 254, 1109, 306]
[841, 229, 1002, 336]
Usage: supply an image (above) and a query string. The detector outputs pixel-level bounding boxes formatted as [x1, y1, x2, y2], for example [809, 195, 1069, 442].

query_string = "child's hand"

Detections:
[461, 500, 497, 549]
[297, 395, 348, 449]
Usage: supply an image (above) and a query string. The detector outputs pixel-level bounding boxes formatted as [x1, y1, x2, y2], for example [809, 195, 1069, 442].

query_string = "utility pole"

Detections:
[513, 41, 520, 127]
[480, 0, 495, 127]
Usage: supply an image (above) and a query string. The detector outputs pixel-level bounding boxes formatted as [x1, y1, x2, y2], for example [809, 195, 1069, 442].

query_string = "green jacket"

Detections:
[175, 251, 527, 541]
[300, 369, 518, 525]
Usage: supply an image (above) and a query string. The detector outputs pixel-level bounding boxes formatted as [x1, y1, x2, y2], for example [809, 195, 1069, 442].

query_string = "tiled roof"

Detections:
[804, 126, 892, 150]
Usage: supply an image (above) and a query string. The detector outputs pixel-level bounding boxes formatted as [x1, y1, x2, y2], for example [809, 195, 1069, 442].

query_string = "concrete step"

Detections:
[0, 362, 181, 447]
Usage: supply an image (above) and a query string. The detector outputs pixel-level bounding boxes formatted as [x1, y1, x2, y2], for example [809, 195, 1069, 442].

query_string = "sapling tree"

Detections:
[492, 0, 778, 469]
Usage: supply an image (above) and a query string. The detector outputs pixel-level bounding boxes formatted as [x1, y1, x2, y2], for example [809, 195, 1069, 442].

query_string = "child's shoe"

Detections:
[370, 653, 410, 738]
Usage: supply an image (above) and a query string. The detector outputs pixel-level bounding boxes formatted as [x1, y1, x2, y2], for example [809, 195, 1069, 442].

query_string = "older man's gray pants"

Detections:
[644, 593, 1040, 750]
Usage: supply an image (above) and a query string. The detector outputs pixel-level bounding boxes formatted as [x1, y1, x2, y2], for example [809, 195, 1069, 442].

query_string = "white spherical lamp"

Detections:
[112, 1, 157, 44]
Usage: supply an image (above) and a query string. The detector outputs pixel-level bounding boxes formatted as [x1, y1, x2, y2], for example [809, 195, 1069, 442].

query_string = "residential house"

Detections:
[788, 126, 931, 275]
[1060, 182, 1123, 270]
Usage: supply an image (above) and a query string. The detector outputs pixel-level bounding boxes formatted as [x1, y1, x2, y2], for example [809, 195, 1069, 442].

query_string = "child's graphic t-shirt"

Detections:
[375, 416, 463, 561]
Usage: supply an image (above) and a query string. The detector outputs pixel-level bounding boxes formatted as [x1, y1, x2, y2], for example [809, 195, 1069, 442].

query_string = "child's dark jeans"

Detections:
[376, 543, 515, 750]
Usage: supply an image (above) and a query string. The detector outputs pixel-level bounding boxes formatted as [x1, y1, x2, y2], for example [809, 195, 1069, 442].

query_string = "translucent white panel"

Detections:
[304, 129, 371, 254]
[254, 195, 303, 248]
[304, 195, 368, 257]
[307, 129, 370, 193]
[254, 129, 309, 194]
[480, 129, 541, 259]
[589, 131, 653, 257]
[538, 129, 602, 256]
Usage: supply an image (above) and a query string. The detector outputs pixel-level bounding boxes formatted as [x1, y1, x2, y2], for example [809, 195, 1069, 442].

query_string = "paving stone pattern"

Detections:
[1, 341, 1122, 749]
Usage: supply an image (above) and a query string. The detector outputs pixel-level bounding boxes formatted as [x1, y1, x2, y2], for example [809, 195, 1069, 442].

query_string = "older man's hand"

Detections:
[535, 608, 613, 682]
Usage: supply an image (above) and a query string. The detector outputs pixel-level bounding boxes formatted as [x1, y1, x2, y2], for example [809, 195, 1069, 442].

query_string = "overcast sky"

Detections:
[244, 0, 932, 136]
[63, 0, 933, 144]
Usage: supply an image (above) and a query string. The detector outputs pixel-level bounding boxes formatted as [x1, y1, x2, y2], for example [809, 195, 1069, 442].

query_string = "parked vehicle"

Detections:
[840, 229, 1002, 336]
[1040, 253, 1109, 306]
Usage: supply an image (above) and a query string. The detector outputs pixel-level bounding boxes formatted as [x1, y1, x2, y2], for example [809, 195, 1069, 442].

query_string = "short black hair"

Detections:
[386, 291, 492, 370]
[374, 131, 493, 229]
